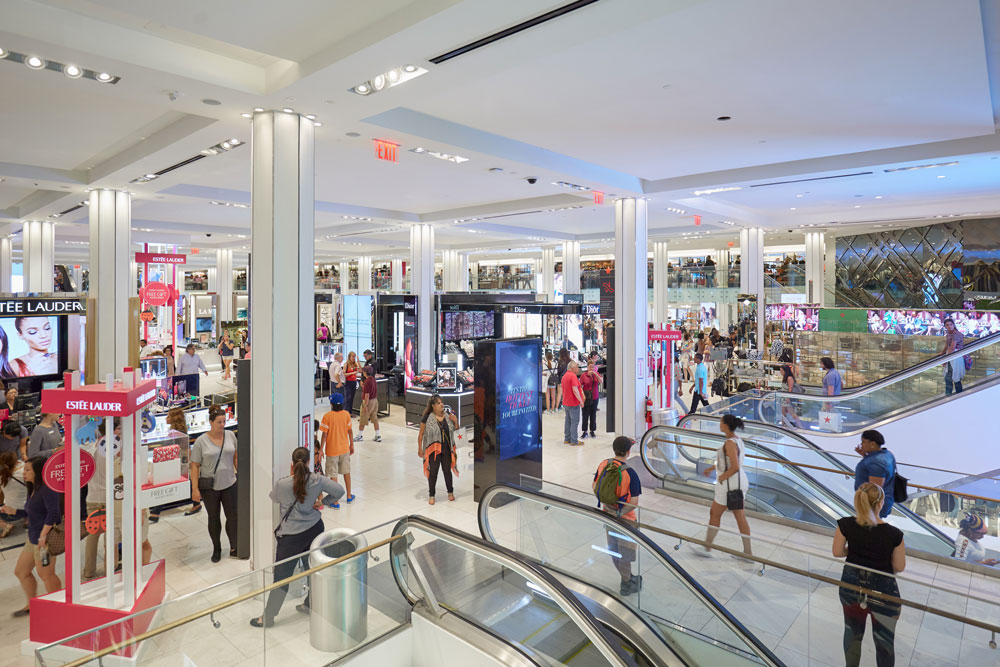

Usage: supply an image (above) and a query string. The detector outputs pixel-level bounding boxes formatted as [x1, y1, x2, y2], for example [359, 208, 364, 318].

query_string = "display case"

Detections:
[794, 331, 946, 388]
[141, 430, 190, 487]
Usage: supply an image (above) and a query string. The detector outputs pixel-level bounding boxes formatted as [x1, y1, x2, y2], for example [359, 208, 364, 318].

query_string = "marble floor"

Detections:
[3, 371, 997, 666]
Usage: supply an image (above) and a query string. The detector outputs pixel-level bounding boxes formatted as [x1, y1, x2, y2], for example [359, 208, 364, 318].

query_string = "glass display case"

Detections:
[794, 331, 947, 388]
[141, 430, 190, 487]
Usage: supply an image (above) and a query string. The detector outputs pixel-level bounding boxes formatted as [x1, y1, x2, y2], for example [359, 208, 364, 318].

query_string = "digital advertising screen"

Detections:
[343, 294, 374, 359]
[155, 373, 200, 408]
[403, 296, 417, 389]
[866, 309, 1000, 338]
[443, 311, 495, 341]
[0, 316, 61, 379]
[140, 357, 168, 379]
[495, 338, 542, 461]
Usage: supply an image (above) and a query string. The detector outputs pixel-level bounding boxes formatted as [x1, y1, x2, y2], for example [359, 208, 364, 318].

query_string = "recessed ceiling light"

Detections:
[350, 65, 427, 96]
[0, 48, 7, 59]
[355, 84, 370, 94]
[795, 194, 804, 198]
[874, 195, 883, 199]
[304, 114, 316, 120]
[282, 108, 294, 113]
[692, 186, 741, 196]
[253, 107, 264, 112]
[63, 64, 82, 78]
[230, 138, 240, 145]
[854, 205, 861, 208]
[241, 112, 252, 118]
[937, 175, 946, 179]
[403, 64, 418, 73]
[884, 161, 958, 173]
[25, 55, 45, 70]
[144, 174, 157, 179]
[314, 122, 322, 127]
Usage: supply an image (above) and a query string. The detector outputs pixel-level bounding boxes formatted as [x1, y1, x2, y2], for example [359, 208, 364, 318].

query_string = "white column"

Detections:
[715, 249, 730, 291]
[216, 248, 233, 322]
[88, 189, 131, 379]
[410, 224, 435, 369]
[804, 231, 826, 305]
[250, 110, 315, 567]
[391, 259, 403, 291]
[469, 260, 479, 289]
[652, 240, 669, 326]
[615, 198, 648, 439]
[824, 235, 836, 307]
[22, 220, 54, 293]
[358, 256, 372, 292]
[458, 252, 469, 291]
[539, 247, 556, 302]
[739, 227, 766, 349]
[338, 261, 351, 293]
[561, 240, 581, 296]
[0, 237, 12, 292]
[70, 265, 82, 293]
[206, 267, 217, 293]
[441, 249, 458, 292]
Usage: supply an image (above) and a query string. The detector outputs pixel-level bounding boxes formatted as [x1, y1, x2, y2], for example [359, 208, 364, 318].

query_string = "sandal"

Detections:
[1, 523, 14, 538]
[428, 497, 435, 505]
[249, 616, 273, 628]
[448, 494, 455, 502]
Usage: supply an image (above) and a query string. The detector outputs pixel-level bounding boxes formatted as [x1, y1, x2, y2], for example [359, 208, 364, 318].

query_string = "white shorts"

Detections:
[714, 477, 748, 506]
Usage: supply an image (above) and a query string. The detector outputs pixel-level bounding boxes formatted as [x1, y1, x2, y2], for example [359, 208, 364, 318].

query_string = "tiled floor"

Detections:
[3, 372, 998, 666]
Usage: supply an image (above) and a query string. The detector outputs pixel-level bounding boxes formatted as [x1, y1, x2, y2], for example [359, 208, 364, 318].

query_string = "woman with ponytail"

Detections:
[832, 482, 906, 666]
[699, 413, 753, 558]
[251, 446, 344, 628]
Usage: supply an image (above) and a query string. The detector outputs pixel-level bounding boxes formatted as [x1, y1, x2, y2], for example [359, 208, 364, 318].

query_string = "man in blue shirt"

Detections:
[821, 357, 842, 396]
[854, 429, 895, 518]
[688, 353, 709, 414]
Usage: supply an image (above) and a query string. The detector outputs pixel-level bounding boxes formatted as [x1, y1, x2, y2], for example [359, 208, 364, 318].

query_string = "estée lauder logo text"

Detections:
[66, 400, 122, 411]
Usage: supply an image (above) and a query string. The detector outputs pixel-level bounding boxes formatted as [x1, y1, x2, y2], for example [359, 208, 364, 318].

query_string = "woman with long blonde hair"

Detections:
[343, 351, 362, 416]
[832, 482, 906, 667]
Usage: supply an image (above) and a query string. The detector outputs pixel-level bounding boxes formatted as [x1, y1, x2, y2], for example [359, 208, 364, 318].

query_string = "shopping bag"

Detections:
[817, 411, 841, 431]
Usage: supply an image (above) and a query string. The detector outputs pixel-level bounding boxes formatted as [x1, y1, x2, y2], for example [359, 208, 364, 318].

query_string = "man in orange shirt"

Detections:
[319, 394, 355, 507]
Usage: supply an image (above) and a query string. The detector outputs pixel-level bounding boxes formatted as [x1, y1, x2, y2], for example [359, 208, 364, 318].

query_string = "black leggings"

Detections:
[201, 481, 238, 551]
[264, 519, 324, 622]
[582, 398, 597, 433]
[428, 447, 454, 498]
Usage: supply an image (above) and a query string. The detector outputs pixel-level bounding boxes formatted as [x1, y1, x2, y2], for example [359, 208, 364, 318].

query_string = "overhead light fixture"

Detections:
[342, 215, 373, 221]
[241, 112, 252, 118]
[253, 107, 264, 112]
[0, 48, 121, 83]
[884, 161, 958, 173]
[349, 64, 428, 96]
[408, 147, 468, 163]
[24, 55, 45, 70]
[304, 114, 316, 120]
[0, 48, 7, 59]
[937, 175, 947, 179]
[63, 64, 82, 78]
[96, 72, 114, 83]
[209, 201, 250, 209]
[692, 186, 742, 196]
[282, 108, 294, 113]
[314, 122, 323, 127]
[552, 180, 590, 191]
[874, 195, 883, 199]
[665, 207, 686, 215]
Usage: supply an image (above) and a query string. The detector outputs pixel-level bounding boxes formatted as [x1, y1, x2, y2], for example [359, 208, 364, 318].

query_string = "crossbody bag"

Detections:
[197, 436, 226, 491]
[724, 439, 745, 511]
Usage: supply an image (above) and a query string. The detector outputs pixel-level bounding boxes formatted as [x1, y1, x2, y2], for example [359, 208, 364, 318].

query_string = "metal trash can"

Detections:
[308, 527, 368, 652]
[651, 408, 680, 460]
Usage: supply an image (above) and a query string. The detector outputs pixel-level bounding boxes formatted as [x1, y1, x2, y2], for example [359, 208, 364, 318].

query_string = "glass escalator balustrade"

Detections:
[640, 422, 957, 557]
[479, 485, 781, 666]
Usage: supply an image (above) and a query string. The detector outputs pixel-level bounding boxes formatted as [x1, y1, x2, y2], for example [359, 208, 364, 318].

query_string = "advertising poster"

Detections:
[343, 294, 374, 359]
[0, 315, 60, 378]
[495, 338, 542, 461]
[599, 272, 615, 319]
[403, 296, 417, 388]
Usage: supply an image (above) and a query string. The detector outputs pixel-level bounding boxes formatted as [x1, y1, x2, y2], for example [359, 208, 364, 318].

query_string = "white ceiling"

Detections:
[0, 0, 998, 265]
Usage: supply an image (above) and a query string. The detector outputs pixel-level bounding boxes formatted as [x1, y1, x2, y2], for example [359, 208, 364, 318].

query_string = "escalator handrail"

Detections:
[640, 424, 854, 522]
[390, 514, 638, 667]
[674, 415, 956, 549]
[763, 330, 1000, 403]
[478, 484, 785, 667]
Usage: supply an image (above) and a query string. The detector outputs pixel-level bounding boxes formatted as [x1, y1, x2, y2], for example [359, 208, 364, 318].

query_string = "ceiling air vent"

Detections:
[749, 172, 873, 188]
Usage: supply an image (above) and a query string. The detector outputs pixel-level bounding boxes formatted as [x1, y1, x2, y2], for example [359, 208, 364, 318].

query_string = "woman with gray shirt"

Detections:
[190, 406, 238, 562]
[251, 447, 344, 627]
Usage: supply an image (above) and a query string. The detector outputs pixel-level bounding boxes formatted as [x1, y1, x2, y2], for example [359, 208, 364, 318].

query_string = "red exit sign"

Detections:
[374, 139, 398, 163]
[593, 191, 605, 205]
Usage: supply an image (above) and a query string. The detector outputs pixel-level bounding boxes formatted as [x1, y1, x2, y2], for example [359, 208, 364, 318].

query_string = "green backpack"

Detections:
[596, 459, 624, 514]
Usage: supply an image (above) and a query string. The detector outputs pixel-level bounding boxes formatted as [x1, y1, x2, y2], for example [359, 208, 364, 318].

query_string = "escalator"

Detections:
[476, 486, 784, 666]
[391, 514, 781, 666]
[707, 329, 1000, 437]
[641, 420, 955, 557]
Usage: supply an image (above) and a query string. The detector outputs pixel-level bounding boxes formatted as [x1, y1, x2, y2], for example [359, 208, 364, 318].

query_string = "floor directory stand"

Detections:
[25, 370, 165, 660]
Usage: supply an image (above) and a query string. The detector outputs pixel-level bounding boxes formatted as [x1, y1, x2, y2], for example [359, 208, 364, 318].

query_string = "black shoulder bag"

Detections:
[197, 437, 225, 490]
[725, 439, 745, 511]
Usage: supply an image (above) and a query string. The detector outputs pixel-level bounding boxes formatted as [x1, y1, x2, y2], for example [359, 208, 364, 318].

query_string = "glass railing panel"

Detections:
[36, 520, 408, 667]
[482, 486, 772, 665]
[391, 521, 618, 666]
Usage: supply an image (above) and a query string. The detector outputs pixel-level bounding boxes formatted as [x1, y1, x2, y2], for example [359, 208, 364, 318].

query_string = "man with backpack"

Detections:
[593, 436, 643, 595]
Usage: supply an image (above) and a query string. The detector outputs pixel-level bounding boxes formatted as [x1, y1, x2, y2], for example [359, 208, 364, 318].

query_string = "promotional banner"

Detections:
[0, 315, 60, 378]
[599, 272, 615, 319]
[403, 295, 417, 388]
[495, 339, 542, 461]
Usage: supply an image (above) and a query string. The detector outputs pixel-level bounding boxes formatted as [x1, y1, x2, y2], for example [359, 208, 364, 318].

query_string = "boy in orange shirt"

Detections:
[319, 393, 355, 507]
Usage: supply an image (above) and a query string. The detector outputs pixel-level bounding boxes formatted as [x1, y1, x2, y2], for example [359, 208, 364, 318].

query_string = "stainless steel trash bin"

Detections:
[308, 527, 368, 652]
[651, 408, 679, 459]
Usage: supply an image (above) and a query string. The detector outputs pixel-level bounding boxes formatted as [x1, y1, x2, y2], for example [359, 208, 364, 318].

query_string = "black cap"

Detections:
[612, 436, 633, 456]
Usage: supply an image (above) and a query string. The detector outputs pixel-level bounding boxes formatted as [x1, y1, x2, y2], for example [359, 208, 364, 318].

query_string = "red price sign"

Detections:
[141, 281, 170, 306]
[43, 449, 96, 492]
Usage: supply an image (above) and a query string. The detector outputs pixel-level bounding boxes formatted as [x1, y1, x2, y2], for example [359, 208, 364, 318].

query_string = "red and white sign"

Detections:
[693, 215, 701, 226]
[374, 139, 398, 162]
[141, 281, 170, 307]
[135, 252, 186, 265]
[42, 377, 157, 416]
[593, 190, 605, 205]
[648, 329, 683, 342]
[43, 449, 96, 492]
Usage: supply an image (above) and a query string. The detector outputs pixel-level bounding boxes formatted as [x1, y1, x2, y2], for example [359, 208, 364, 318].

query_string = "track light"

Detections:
[96, 72, 114, 82]
[63, 64, 82, 79]
[350, 64, 427, 96]
[24, 55, 45, 70]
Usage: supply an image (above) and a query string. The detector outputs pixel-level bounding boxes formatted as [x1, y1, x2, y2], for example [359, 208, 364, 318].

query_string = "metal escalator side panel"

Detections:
[478, 484, 786, 667]
[410, 605, 544, 667]
[389, 515, 640, 667]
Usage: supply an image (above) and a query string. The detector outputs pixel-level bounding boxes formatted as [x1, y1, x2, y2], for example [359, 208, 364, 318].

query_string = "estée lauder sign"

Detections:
[0, 298, 87, 315]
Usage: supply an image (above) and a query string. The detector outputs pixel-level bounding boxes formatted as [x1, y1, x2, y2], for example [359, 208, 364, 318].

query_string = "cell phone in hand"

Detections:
[444, 405, 452, 414]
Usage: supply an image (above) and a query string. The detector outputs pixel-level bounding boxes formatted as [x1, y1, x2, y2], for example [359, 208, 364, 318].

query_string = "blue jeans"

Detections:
[839, 565, 900, 667]
[944, 364, 963, 396]
[563, 405, 581, 443]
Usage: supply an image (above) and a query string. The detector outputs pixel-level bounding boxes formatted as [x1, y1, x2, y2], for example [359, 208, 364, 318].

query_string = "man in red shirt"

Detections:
[561, 361, 585, 446]
[579, 359, 601, 439]
[355, 366, 382, 442]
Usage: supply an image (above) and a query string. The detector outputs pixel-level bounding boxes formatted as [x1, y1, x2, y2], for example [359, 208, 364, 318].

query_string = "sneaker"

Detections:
[630, 574, 643, 592]
[572, 441, 584, 447]
[619, 578, 639, 596]
[374, 434, 382, 442]
[590, 432, 596, 438]
[692, 547, 712, 558]
[579, 432, 589, 439]
[345, 494, 356, 504]
[564, 440, 571, 445]
[354, 435, 363, 442]
[332, 502, 340, 509]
